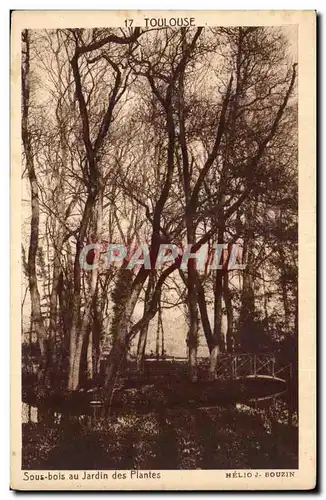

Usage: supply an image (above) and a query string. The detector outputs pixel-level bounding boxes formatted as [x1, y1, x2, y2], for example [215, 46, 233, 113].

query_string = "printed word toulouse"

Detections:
[80, 243, 246, 271]
[144, 17, 195, 28]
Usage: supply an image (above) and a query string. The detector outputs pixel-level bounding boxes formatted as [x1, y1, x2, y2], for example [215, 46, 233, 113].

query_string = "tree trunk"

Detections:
[92, 293, 103, 377]
[195, 276, 216, 353]
[279, 246, 290, 329]
[213, 223, 226, 352]
[48, 50, 71, 378]
[213, 270, 224, 351]
[186, 219, 199, 382]
[103, 239, 173, 403]
[239, 240, 255, 352]
[104, 280, 144, 389]
[262, 268, 270, 336]
[208, 345, 221, 380]
[210, 220, 227, 376]
[69, 334, 84, 392]
[187, 266, 199, 382]
[161, 310, 165, 358]
[67, 190, 98, 391]
[155, 308, 161, 361]
[48, 254, 63, 375]
[136, 275, 154, 371]
[87, 330, 93, 380]
[71, 185, 103, 389]
[22, 30, 48, 387]
[224, 273, 234, 352]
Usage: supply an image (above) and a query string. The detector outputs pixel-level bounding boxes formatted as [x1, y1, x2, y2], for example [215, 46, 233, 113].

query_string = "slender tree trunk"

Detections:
[136, 275, 154, 371]
[213, 223, 226, 352]
[186, 225, 199, 382]
[87, 330, 93, 380]
[22, 30, 48, 387]
[155, 310, 161, 361]
[70, 184, 103, 390]
[92, 293, 103, 377]
[195, 276, 216, 353]
[187, 269, 199, 382]
[279, 246, 290, 328]
[67, 196, 93, 390]
[67, 191, 97, 391]
[262, 268, 270, 336]
[210, 221, 227, 377]
[48, 48, 71, 378]
[239, 240, 255, 351]
[213, 270, 224, 350]
[161, 310, 165, 358]
[69, 336, 83, 391]
[224, 272, 234, 352]
[48, 250, 63, 376]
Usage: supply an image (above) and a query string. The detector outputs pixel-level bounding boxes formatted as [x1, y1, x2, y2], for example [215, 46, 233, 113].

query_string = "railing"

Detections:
[216, 353, 292, 381]
[99, 349, 292, 382]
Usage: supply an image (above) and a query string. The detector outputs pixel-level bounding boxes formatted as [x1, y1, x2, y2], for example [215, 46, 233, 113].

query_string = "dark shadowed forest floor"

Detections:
[22, 402, 298, 470]
[22, 359, 298, 470]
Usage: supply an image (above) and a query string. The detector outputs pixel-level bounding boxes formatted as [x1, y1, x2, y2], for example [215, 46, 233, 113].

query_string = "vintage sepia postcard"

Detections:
[10, 10, 316, 491]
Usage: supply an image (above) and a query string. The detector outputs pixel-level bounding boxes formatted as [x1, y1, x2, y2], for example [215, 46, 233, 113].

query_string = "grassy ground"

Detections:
[22, 403, 298, 470]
